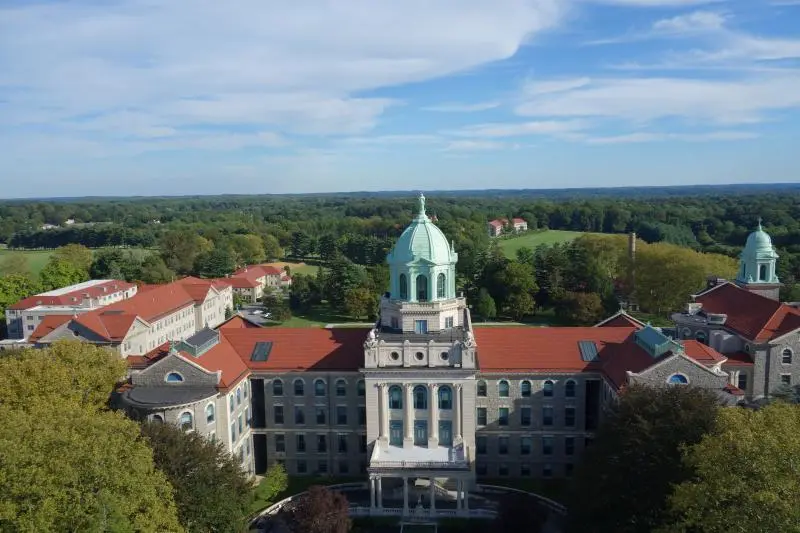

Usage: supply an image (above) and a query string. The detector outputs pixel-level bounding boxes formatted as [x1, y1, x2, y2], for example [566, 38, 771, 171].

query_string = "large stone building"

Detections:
[112, 195, 799, 518]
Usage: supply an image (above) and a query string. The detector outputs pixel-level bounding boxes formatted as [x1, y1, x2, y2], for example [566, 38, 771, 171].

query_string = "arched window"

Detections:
[416, 275, 428, 301]
[179, 412, 193, 431]
[438, 386, 452, 409]
[314, 379, 326, 397]
[498, 380, 510, 398]
[399, 274, 408, 300]
[695, 331, 707, 344]
[273, 379, 284, 396]
[543, 380, 554, 397]
[357, 379, 366, 396]
[520, 380, 532, 397]
[151, 414, 164, 423]
[668, 374, 689, 385]
[206, 403, 215, 424]
[477, 380, 487, 397]
[336, 379, 347, 397]
[294, 379, 305, 396]
[759, 264, 767, 281]
[165, 372, 183, 383]
[389, 385, 403, 409]
[681, 328, 692, 339]
[783, 348, 793, 364]
[236, 387, 242, 406]
[565, 380, 576, 398]
[437, 273, 446, 299]
[413, 385, 427, 409]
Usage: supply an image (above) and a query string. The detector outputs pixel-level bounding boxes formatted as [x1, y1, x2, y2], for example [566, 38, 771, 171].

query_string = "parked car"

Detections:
[251, 310, 263, 315]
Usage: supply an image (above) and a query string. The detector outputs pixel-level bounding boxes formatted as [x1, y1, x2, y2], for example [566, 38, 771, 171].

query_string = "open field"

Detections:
[262, 261, 319, 277]
[0, 247, 153, 277]
[498, 230, 605, 258]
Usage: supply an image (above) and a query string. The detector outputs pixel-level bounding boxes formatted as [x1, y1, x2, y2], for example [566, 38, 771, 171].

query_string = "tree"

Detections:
[289, 274, 321, 313]
[194, 247, 236, 278]
[141, 421, 253, 533]
[39, 256, 87, 291]
[554, 291, 606, 325]
[493, 493, 548, 533]
[317, 234, 339, 262]
[0, 341, 128, 411]
[138, 254, 175, 284]
[320, 256, 367, 313]
[660, 402, 800, 533]
[0, 253, 29, 277]
[262, 290, 292, 322]
[498, 261, 537, 320]
[0, 403, 183, 532]
[161, 231, 211, 275]
[345, 287, 377, 319]
[566, 385, 720, 533]
[252, 463, 288, 510]
[290, 231, 314, 258]
[53, 244, 93, 274]
[230, 234, 266, 266]
[277, 485, 350, 533]
[262, 234, 284, 261]
[0, 274, 41, 324]
[474, 288, 497, 320]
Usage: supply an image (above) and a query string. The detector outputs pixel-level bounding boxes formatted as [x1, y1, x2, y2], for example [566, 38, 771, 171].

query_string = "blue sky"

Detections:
[1, 0, 799, 198]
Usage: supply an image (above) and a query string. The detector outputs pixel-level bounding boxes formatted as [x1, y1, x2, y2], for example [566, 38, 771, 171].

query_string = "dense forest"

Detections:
[1, 185, 798, 331]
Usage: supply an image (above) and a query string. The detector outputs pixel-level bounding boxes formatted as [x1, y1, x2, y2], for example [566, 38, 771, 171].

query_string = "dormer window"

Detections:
[165, 372, 184, 383]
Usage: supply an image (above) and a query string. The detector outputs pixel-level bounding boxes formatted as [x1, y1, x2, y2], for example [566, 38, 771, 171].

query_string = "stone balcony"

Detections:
[369, 442, 469, 473]
[382, 297, 466, 315]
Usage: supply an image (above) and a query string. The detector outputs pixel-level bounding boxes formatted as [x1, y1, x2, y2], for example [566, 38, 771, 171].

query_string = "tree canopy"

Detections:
[566, 385, 721, 533]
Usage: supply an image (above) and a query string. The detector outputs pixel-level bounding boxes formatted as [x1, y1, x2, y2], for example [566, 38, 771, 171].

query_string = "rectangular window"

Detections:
[238, 414, 243, 434]
[565, 436, 575, 456]
[245, 407, 251, 427]
[338, 434, 348, 453]
[542, 406, 554, 426]
[782, 374, 792, 386]
[498, 436, 509, 455]
[414, 320, 428, 334]
[520, 407, 532, 427]
[413, 420, 428, 446]
[317, 435, 327, 453]
[358, 406, 367, 426]
[445, 316, 454, 329]
[297, 460, 307, 474]
[498, 463, 509, 476]
[360, 434, 367, 453]
[521, 436, 532, 456]
[336, 406, 348, 425]
[318, 460, 328, 474]
[389, 421, 403, 446]
[738, 373, 748, 391]
[476, 436, 487, 455]
[294, 406, 305, 425]
[565, 407, 576, 427]
[521, 463, 531, 477]
[542, 436, 553, 455]
[274, 406, 284, 424]
[297, 434, 306, 453]
[565, 463, 574, 477]
[542, 463, 553, 478]
[275, 434, 285, 452]
[230, 422, 236, 443]
[477, 407, 487, 426]
[498, 408, 509, 426]
[316, 407, 326, 425]
[338, 460, 349, 474]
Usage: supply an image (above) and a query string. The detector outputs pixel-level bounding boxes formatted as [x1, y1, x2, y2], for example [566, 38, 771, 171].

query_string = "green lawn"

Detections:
[250, 475, 362, 514]
[498, 230, 603, 258]
[264, 305, 370, 328]
[0, 249, 53, 276]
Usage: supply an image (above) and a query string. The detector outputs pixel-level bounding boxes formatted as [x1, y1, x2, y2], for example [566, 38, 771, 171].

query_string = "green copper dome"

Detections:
[736, 218, 779, 286]
[388, 194, 455, 265]
[744, 220, 774, 253]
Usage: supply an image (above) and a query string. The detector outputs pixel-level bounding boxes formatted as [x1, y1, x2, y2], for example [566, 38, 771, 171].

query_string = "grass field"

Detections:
[497, 230, 604, 258]
[0, 247, 153, 277]
[262, 261, 319, 277]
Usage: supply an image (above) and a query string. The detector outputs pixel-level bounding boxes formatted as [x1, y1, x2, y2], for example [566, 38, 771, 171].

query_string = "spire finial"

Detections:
[757, 216, 763, 231]
[418, 192, 426, 216]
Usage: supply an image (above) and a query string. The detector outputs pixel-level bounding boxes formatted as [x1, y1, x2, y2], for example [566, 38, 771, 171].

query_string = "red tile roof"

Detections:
[723, 384, 746, 396]
[595, 311, 646, 328]
[488, 220, 504, 228]
[723, 351, 754, 366]
[29, 315, 71, 340]
[223, 328, 368, 372]
[9, 279, 135, 310]
[512, 218, 526, 224]
[682, 340, 727, 366]
[694, 282, 800, 342]
[217, 315, 262, 329]
[227, 277, 260, 289]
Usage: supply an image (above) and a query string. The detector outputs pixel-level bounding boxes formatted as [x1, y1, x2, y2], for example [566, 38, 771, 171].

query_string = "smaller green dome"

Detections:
[744, 219, 774, 254]
[388, 194, 454, 265]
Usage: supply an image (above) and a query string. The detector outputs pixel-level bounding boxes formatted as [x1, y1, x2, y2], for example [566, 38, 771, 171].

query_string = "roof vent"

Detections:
[578, 340, 599, 362]
[251, 341, 273, 362]
[635, 325, 682, 358]
[177, 328, 220, 357]
[706, 313, 727, 325]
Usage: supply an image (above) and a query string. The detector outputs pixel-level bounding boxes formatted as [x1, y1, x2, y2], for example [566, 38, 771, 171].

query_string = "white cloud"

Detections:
[443, 140, 511, 151]
[586, 0, 725, 6]
[652, 11, 726, 33]
[422, 102, 500, 112]
[584, 130, 758, 144]
[451, 120, 588, 137]
[515, 73, 800, 124]
[0, 0, 565, 151]
[522, 78, 592, 96]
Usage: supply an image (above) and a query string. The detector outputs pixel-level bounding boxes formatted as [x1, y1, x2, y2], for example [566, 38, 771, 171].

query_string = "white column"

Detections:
[370, 476, 376, 509]
[377, 476, 383, 508]
[382, 385, 390, 439]
[454, 384, 462, 442]
[463, 483, 469, 511]
[456, 480, 462, 510]
[404, 384, 413, 448]
[429, 478, 436, 513]
[377, 383, 385, 440]
[403, 477, 409, 514]
[429, 383, 439, 447]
